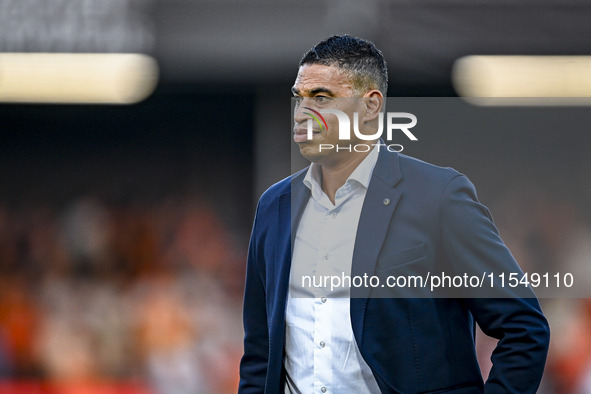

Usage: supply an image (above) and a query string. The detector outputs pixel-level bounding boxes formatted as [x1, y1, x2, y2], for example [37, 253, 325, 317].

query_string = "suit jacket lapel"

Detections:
[290, 170, 311, 249]
[276, 169, 310, 312]
[350, 149, 403, 342]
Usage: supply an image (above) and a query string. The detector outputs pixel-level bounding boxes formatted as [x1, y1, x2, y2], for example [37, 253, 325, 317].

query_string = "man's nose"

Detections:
[293, 98, 313, 124]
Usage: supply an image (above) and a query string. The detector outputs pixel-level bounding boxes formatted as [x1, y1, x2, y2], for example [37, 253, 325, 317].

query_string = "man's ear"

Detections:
[362, 90, 383, 122]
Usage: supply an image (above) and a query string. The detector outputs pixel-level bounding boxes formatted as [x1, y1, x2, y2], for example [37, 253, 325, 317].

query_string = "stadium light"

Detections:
[0, 53, 158, 104]
[452, 55, 591, 105]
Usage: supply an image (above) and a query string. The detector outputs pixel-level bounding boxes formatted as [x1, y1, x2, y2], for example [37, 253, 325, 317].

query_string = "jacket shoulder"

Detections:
[396, 152, 463, 187]
[257, 167, 308, 207]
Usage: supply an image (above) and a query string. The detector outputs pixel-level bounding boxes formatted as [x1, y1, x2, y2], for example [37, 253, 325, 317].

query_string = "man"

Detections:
[240, 35, 549, 393]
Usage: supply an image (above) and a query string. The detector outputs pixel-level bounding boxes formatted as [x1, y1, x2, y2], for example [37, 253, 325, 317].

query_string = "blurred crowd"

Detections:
[0, 196, 245, 393]
[0, 182, 589, 393]
[478, 185, 591, 394]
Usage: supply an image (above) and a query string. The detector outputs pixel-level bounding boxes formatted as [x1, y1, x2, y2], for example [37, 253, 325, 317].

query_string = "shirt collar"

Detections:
[303, 145, 380, 200]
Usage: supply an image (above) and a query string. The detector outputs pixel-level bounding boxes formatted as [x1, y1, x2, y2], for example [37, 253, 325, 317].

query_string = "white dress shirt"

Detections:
[285, 147, 381, 394]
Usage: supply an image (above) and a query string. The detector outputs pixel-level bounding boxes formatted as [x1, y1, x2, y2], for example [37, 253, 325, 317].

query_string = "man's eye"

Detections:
[315, 96, 329, 103]
[294, 97, 302, 106]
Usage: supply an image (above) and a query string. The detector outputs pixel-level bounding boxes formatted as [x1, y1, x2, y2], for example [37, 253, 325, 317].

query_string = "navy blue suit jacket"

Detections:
[239, 149, 550, 393]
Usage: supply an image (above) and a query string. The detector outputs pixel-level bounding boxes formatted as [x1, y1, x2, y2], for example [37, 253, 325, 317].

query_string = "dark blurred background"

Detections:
[0, 0, 590, 393]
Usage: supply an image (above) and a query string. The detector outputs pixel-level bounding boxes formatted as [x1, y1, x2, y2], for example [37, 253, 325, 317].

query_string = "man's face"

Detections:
[292, 64, 365, 166]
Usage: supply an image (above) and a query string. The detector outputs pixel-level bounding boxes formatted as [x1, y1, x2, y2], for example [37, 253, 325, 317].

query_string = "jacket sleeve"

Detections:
[439, 174, 550, 394]
[239, 202, 269, 393]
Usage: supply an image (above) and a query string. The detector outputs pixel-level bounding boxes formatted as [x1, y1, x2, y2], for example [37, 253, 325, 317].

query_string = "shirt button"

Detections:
[331, 212, 337, 218]
[321, 387, 327, 393]
[319, 341, 326, 348]
[321, 254, 328, 261]
[321, 297, 327, 303]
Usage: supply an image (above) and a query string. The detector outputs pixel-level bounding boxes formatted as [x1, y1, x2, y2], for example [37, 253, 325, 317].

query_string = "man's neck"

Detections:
[319, 150, 371, 204]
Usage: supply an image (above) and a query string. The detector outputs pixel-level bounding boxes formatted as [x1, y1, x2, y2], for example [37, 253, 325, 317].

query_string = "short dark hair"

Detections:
[299, 34, 388, 95]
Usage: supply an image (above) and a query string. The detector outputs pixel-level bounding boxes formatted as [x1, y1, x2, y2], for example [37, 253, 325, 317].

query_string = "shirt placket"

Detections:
[312, 205, 337, 393]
